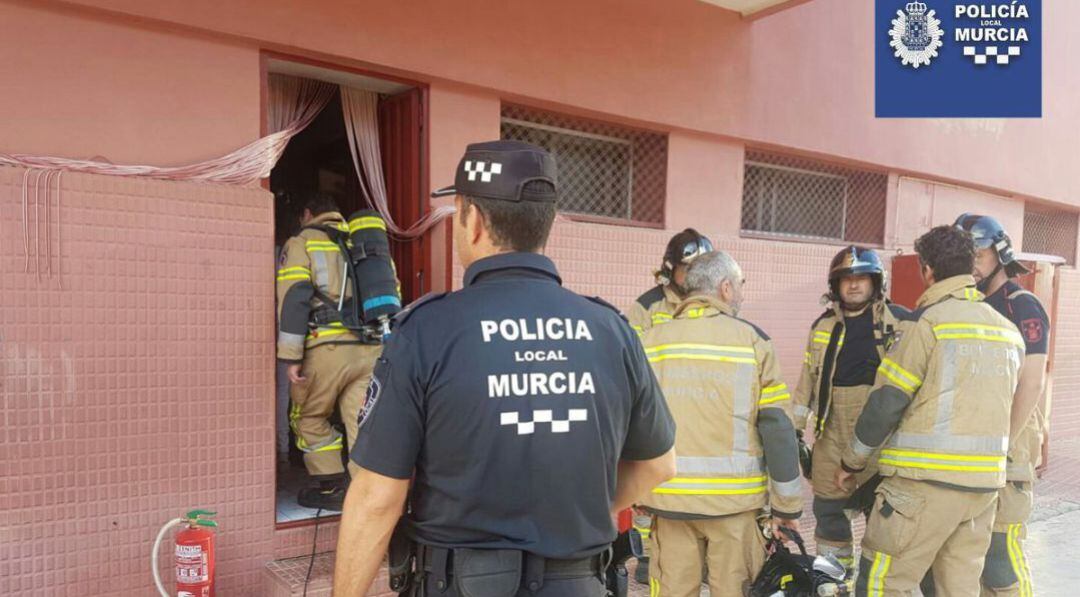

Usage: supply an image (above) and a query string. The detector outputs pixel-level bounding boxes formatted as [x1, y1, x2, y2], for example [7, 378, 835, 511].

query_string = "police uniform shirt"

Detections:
[832, 308, 879, 387]
[984, 280, 1050, 355]
[351, 252, 676, 559]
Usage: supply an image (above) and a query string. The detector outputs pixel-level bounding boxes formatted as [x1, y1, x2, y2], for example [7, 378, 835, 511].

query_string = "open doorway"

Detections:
[267, 58, 427, 524]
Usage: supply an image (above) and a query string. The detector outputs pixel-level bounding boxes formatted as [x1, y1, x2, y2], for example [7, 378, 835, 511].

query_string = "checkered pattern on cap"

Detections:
[432, 140, 558, 203]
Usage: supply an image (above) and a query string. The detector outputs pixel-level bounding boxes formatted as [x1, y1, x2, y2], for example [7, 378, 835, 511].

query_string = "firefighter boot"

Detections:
[297, 474, 348, 511]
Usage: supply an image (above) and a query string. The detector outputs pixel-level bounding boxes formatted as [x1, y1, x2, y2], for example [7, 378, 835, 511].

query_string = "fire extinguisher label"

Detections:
[175, 544, 208, 583]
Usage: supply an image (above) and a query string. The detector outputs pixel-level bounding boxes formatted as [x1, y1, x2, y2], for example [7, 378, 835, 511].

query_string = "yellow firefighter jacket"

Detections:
[841, 275, 1024, 490]
[276, 212, 361, 361]
[793, 300, 911, 432]
[640, 295, 804, 518]
[627, 284, 684, 336]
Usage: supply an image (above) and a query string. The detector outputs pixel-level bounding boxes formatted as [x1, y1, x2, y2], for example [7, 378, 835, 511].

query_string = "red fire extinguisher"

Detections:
[153, 510, 218, 597]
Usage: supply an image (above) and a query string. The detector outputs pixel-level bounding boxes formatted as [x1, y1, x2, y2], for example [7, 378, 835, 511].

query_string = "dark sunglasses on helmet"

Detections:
[681, 238, 714, 262]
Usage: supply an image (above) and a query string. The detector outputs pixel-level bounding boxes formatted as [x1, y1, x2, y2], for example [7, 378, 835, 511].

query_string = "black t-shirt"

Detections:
[832, 308, 880, 387]
[351, 252, 676, 559]
[984, 280, 1050, 355]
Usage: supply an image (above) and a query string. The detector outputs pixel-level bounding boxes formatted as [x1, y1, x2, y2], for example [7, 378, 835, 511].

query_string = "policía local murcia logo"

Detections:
[890, 2, 945, 69]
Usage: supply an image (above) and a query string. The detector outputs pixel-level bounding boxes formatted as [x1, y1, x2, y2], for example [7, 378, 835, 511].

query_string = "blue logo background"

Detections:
[876, 0, 1042, 118]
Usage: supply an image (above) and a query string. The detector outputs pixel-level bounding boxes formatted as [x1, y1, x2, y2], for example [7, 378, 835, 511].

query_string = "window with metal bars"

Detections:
[1023, 206, 1078, 265]
[500, 105, 666, 225]
[741, 151, 887, 245]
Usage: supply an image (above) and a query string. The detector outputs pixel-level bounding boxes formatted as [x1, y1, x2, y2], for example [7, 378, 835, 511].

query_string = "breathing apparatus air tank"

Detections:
[346, 210, 402, 337]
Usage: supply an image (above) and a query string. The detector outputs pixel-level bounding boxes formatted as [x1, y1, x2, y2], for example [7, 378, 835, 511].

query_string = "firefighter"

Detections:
[836, 225, 1024, 596]
[625, 228, 712, 585]
[955, 214, 1049, 597]
[641, 250, 803, 597]
[627, 229, 714, 335]
[276, 193, 385, 511]
[792, 247, 911, 569]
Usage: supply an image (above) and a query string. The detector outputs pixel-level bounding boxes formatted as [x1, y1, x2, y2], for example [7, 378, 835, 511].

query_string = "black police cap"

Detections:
[431, 140, 558, 203]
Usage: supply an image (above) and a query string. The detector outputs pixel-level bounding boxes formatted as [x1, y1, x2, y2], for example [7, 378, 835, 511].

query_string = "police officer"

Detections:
[640, 250, 803, 597]
[627, 229, 714, 335]
[836, 226, 1024, 596]
[956, 214, 1049, 597]
[332, 140, 677, 597]
[793, 247, 910, 570]
[277, 193, 384, 511]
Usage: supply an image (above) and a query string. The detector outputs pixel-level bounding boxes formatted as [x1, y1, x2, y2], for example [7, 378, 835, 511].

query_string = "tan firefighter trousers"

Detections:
[648, 511, 766, 597]
[289, 343, 381, 478]
[857, 476, 997, 597]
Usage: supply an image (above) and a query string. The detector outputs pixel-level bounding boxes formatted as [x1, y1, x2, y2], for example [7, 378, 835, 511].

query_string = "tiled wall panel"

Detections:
[1050, 268, 1080, 439]
[0, 167, 276, 595]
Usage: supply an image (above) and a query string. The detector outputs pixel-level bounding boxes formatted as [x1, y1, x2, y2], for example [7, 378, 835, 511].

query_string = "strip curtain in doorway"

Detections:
[341, 87, 453, 239]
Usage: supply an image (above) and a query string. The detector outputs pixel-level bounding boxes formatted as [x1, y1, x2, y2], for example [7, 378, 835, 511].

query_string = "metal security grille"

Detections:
[741, 151, 887, 245]
[501, 105, 667, 224]
[1023, 206, 1078, 265]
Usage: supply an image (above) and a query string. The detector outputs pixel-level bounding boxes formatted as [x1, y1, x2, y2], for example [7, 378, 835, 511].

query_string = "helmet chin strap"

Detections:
[976, 263, 1004, 293]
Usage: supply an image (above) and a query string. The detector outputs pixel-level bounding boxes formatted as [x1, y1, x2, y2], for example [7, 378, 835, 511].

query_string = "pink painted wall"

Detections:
[741, 0, 1079, 208]
[665, 132, 745, 236]
[0, 1, 260, 166]
[426, 83, 501, 292]
[0, 168, 275, 596]
[33, 0, 1080, 207]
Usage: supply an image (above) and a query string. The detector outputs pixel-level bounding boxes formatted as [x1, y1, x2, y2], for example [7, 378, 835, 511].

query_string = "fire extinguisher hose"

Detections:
[152, 518, 185, 597]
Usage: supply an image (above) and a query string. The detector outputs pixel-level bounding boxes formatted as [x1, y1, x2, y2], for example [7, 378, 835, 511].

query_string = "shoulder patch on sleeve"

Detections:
[636, 285, 666, 310]
[734, 316, 771, 341]
[586, 295, 629, 323]
[1020, 318, 1046, 346]
[887, 302, 917, 322]
[357, 373, 383, 429]
[393, 291, 448, 327]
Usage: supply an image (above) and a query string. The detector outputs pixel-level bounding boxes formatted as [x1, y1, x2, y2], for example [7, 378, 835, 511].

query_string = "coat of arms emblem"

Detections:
[889, 2, 945, 69]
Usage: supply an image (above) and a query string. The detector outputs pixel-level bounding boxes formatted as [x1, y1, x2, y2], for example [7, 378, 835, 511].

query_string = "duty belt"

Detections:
[420, 545, 607, 576]
[417, 544, 610, 594]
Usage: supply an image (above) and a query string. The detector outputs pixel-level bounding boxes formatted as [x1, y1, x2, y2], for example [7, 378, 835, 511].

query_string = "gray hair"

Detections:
[684, 251, 742, 295]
